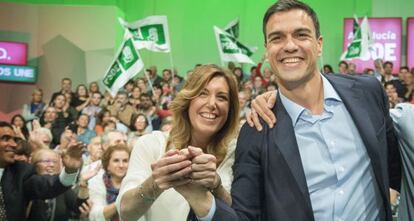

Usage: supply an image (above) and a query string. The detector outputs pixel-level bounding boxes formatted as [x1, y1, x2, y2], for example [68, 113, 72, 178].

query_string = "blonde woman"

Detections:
[117, 64, 240, 221]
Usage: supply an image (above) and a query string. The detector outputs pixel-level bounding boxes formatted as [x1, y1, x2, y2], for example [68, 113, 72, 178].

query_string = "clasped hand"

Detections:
[150, 146, 220, 198]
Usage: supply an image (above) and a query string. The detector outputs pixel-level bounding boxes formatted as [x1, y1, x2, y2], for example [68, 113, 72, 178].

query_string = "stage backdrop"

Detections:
[0, 2, 122, 114]
[407, 18, 414, 69]
[343, 17, 402, 74]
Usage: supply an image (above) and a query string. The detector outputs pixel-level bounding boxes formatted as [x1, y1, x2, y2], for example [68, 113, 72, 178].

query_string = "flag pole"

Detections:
[144, 68, 156, 95]
[168, 51, 175, 91]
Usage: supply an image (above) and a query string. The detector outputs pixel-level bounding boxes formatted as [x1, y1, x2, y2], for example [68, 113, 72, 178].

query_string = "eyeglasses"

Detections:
[0, 135, 20, 143]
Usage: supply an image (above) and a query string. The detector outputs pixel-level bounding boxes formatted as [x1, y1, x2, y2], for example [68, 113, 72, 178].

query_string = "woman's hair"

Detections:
[10, 114, 30, 139]
[31, 148, 60, 165]
[167, 64, 240, 164]
[52, 93, 67, 107]
[129, 113, 148, 131]
[76, 84, 89, 98]
[32, 88, 43, 97]
[101, 144, 131, 172]
[96, 108, 110, 125]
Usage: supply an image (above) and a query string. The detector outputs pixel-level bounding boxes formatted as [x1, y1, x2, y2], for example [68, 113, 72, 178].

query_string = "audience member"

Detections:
[338, 60, 348, 74]
[373, 58, 384, 81]
[82, 91, 103, 130]
[89, 81, 100, 94]
[323, 64, 333, 74]
[10, 114, 30, 140]
[22, 88, 46, 123]
[0, 121, 82, 221]
[27, 148, 90, 221]
[107, 91, 137, 126]
[89, 144, 130, 221]
[72, 84, 90, 112]
[50, 78, 76, 106]
[129, 86, 141, 108]
[75, 114, 96, 145]
[148, 65, 163, 87]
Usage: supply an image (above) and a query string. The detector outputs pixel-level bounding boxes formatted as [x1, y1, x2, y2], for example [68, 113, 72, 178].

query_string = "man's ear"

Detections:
[317, 36, 323, 57]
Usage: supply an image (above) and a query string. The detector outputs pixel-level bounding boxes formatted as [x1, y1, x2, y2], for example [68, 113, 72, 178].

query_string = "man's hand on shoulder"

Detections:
[246, 90, 277, 131]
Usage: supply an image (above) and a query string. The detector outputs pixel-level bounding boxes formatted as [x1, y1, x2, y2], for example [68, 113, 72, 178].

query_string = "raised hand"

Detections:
[32, 119, 41, 130]
[62, 140, 84, 173]
[81, 161, 102, 181]
[12, 125, 25, 140]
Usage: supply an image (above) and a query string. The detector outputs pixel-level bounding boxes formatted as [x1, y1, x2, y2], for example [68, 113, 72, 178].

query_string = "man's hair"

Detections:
[162, 69, 172, 74]
[383, 61, 394, 68]
[77, 113, 90, 122]
[400, 66, 409, 72]
[116, 90, 128, 98]
[62, 77, 72, 83]
[139, 93, 151, 100]
[263, 0, 320, 42]
[91, 91, 102, 98]
[384, 81, 396, 89]
[338, 60, 349, 68]
[0, 121, 13, 130]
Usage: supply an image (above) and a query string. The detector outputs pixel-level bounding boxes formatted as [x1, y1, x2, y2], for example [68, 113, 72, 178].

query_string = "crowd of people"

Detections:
[1, 0, 414, 221]
[3, 53, 414, 221]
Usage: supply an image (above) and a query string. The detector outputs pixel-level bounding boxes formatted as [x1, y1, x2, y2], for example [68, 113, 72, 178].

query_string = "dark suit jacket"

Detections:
[1, 161, 70, 221]
[27, 188, 82, 221]
[213, 74, 401, 221]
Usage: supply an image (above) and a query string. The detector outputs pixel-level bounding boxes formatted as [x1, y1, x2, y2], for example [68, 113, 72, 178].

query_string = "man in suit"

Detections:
[0, 121, 83, 221]
[186, 1, 401, 221]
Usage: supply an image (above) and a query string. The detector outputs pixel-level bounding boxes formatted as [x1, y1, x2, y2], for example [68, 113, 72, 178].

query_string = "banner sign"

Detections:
[407, 18, 414, 69]
[0, 64, 36, 83]
[343, 18, 402, 73]
[0, 41, 28, 66]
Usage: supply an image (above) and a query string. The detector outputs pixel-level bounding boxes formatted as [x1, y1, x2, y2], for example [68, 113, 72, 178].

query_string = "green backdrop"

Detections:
[1, 0, 413, 75]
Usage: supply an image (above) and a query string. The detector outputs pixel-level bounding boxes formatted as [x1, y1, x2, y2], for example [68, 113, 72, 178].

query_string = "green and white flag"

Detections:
[119, 16, 170, 53]
[103, 32, 144, 97]
[224, 17, 239, 39]
[341, 16, 373, 60]
[214, 26, 255, 64]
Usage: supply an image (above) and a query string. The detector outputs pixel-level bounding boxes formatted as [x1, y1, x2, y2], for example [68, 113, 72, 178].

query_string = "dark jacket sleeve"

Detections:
[20, 163, 70, 200]
[213, 123, 265, 221]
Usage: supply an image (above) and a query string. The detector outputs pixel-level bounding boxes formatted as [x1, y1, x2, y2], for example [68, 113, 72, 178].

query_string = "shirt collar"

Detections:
[279, 74, 342, 125]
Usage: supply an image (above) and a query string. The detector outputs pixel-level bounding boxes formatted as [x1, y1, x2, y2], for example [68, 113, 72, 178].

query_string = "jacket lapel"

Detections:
[270, 93, 313, 213]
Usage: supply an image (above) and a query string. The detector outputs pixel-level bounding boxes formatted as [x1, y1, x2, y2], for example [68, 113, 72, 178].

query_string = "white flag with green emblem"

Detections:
[224, 17, 240, 39]
[214, 26, 255, 64]
[119, 16, 170, 53]
[103, 32, 144, 97]
[341, 16, 373, 60]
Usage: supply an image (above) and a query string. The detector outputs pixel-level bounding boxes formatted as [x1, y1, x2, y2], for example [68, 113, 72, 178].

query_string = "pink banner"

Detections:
[0, 41, 28, 66]
[343, 18, 402, 74]
[407, 18, 414, 70]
